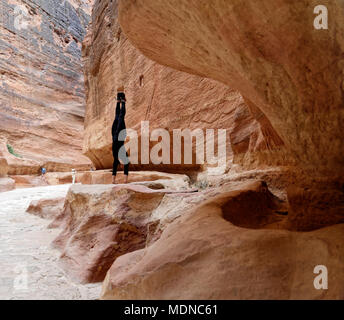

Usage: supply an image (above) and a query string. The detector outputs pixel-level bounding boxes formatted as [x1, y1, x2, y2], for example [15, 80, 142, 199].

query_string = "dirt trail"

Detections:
[0, 185, 101, 300]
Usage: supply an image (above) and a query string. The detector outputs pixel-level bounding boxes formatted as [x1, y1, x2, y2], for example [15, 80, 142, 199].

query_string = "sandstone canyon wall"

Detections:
[118, 0, 344, 177]
[118, 0, 344, 228]
[35, 0, 344, 299]
[82, 0, 284, 173]
[0, 0, 93, 174]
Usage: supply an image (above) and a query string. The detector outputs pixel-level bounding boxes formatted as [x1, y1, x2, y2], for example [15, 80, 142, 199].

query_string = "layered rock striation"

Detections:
[50, 182, 196, 283]
[0, 0, 93, 173]
[82, 0, 283, 172]
[117, 0, 344, 231]
[102, 181, 344, 300]
[118, 0, 344, 176]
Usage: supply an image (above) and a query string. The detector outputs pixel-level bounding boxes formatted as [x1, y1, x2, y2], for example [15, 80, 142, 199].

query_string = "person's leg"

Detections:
[42, 173, 47, 185]
[120, 99, 126, 118]
[112, 101, 121, 138]
[112, 143, 120, 184]
[112, 160, 119, 184]
[115, 99, 126, 135]
[124, 152, 130, 183]
[118, 143, 130, 183]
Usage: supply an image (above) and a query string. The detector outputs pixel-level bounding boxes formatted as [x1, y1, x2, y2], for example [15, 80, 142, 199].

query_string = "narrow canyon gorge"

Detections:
[0, 0, 343, 301]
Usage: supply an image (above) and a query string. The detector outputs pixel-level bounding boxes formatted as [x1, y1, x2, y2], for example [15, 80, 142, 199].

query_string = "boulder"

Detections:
[51, 184, 197, 283]
[101, 181, 344, 300]
[10, 175, 47, 188]
[26, 197, 66, 220]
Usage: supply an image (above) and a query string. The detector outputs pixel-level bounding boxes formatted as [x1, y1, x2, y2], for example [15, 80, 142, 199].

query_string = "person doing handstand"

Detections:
[112, 90, 129, 184]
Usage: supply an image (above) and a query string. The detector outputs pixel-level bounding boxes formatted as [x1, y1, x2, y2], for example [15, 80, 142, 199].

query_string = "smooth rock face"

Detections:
[117, 0, 344, 235]
[51, 183, 190, 283]
[82, 0, 283, 171]
[118, 0, 344, 176]
[26, 197, 65, 219]
[0, 0, 93, 174]
[101, 181, 344, 300]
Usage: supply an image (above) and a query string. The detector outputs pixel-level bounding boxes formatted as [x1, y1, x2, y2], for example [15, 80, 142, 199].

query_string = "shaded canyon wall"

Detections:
[118, 0, 344, 229]
[82, 0, 284, 173]
[118, 0, 344, 178]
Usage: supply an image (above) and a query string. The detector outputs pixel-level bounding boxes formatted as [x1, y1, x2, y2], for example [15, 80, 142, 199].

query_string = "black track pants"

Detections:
[112, 141, 129, 176]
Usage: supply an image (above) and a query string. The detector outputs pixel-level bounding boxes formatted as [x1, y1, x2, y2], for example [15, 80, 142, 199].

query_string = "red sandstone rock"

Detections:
[82, 0, 283, 172]
[287, 184, 344, 231]
[0, 157, 8, 177]
[1, 0, 340, 301]
[117, 0, 344, 236]
[10, 170, 191, 191]
[78, 170, 191, 189]
[26, 197, 65, 220]
[102, 181, 344, 300]
[10, 174, 45, 188]
[119, 0, 344, 176]
[0, 1, 93, 174]
[51, 184, 195, 283]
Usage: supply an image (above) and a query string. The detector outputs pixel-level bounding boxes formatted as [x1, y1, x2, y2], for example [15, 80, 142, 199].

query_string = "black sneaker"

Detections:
[118, 92, 126, 101]
[117, 92, 124, 101]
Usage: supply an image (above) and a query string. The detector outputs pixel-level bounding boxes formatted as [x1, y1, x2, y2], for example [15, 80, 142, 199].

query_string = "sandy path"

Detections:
[0, 185, 101, 300]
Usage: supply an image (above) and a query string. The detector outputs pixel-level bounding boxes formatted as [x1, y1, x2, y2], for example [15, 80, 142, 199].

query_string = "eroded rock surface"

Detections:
[102, 181, 344, 300]
[51, 183, 196, 283]
[119, 0, 344, 176]
[117, 0, 344, 236]
[26, 197, 65, 219]
[7, 0, 343, 301]
[82, 0, 283, 172]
